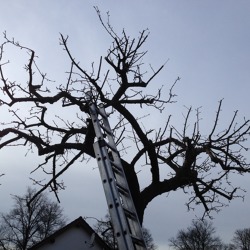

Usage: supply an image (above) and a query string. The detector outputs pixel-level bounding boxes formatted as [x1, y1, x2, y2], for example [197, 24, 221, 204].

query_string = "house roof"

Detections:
[29, 216, 110, 250]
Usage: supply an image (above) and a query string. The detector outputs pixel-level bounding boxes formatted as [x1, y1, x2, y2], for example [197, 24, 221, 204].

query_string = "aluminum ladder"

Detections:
[87, 94, 147, 250]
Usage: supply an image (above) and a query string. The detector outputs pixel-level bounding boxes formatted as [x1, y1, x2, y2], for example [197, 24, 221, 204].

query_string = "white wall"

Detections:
[36, 227, 104, 250]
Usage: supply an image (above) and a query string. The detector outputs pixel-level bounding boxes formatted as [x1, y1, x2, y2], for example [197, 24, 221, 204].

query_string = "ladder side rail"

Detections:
[88, 104, 105, 140]
[98, 106, 133, 189]
[98, 106, 146, 248]
[94, 105, 131, 190]
[99, 106, 139, 205]
[93, 141, 135, 250]
[88, 102, 147, 249]
[88, 102, 136, 249]
[108, 149, 144, 241]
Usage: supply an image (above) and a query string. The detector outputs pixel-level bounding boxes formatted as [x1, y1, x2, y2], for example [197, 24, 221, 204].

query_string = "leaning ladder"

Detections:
[87, 94, 147, 250]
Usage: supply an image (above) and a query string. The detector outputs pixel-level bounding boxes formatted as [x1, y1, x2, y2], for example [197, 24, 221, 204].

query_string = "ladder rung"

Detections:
[117, 183, 129, 196]
[123, 208, 137, 220]
[109, 158, 119, 167]
[96, 139, 117, 153]
[111, 164, 123, 174]
[100, 123, 113, 136]
[131, 235, 146, 247]
[96, 105, 107, 118]
[105, 141, 118, 153]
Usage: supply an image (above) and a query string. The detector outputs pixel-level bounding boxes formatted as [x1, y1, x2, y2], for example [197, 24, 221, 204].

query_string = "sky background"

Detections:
[0, 1, 250, 249]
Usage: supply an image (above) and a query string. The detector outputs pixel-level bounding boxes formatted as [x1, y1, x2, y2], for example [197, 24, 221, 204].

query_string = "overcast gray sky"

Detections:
[0, 1, 250, 249]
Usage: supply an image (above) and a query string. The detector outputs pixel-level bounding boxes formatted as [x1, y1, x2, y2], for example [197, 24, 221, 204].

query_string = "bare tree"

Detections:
[223, 244, 236, 250]
[92, 214, 157, 250]
[0, 187, 66, 250]
[0, 8, 250, 225]
[92, 214, 116, 249]
[0, 225, 9, 250]
[169, 220, 223, 250]
[232, 228, 250, 250]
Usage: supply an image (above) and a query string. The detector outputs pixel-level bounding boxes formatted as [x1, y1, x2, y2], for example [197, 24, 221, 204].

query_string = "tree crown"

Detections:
[0, 9, 249, 224]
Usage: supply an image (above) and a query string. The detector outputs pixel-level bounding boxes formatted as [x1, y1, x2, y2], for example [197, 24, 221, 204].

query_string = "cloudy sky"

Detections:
[0, 1, 250, 249]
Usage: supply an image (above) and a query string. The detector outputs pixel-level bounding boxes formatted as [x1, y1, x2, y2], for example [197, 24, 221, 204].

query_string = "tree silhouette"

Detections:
[169, 220, 223, 250]
[0, 187, 66, 250]
[232, 228, 250, 250]
[0, 9, 250, 224]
